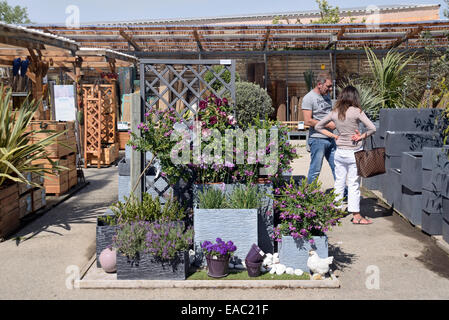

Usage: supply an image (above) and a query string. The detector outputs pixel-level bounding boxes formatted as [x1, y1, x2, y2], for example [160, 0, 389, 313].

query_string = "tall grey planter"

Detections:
[379, 109, 442, 138]
[400, 186, 422, 226]
[116, 251, 189, 280]
[442, 218, 449, 245]
[383, 168, 402, 211]
[422, 147, 449, 172]
[193, 208, 258, 265]
[421, 210, 442, 236]
[278, 235, 328, 273]
[361, 173, 385, 191]
[193, 183, 274, 254]
[443, 197, 449, 222]
[384, 131, 441, 157]
[400, 152, 423, 193]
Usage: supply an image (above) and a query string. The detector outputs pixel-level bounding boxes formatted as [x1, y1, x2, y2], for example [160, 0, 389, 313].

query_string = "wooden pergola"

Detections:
[28, 20, 449, 53]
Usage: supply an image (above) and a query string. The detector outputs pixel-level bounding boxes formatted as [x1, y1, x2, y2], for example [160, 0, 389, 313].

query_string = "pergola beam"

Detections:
[192, 30, 205, 51]
[261, 29, 271, 50]
[388, 26, 423, 49]
[119, 29, 142, 51]
[325, 26, 345, 50]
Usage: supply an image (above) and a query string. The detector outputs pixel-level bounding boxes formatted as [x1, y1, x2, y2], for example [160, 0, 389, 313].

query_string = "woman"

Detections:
[315, 86, 376, 225]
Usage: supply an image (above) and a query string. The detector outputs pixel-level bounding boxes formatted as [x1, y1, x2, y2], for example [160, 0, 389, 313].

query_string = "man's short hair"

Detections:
[316, 72, 332, 85]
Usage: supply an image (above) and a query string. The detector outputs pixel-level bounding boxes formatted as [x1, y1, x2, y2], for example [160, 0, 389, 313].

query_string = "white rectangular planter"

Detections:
[194, 208, 258, 265]
[278, 235, 328, 273]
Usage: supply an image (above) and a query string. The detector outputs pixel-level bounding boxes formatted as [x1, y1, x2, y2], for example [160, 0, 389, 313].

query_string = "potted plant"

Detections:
[96, 192, 186, 267]
[194, 184, 261, 265]
[200, 238, 237, 278]
[114, 219, 193, 280]
[273, 179, 345, 273]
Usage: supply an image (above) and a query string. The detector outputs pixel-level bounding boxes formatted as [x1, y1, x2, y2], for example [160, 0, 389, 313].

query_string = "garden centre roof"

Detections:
[29, 20, 449, 53]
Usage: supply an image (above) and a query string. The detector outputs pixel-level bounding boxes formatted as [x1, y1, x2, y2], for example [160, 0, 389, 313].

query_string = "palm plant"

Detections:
[365, 47, 418, 109]
[0, 86, 66, 187]
[338, 79, 383, 120]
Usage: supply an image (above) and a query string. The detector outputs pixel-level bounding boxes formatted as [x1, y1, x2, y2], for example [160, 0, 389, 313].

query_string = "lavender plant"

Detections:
[113, 221, 149, 259]
[200, 238, 237, 257]
[272, 178, 345, 244]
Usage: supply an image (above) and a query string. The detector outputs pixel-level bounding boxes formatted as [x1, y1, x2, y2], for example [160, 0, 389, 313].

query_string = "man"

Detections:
[302, 73, 337, 184]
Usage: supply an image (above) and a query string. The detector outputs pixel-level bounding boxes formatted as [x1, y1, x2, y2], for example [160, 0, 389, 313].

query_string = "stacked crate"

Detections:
[17, 172, 46, 219]
[30, 121, 77, 196]
[0, 183, 20, 239]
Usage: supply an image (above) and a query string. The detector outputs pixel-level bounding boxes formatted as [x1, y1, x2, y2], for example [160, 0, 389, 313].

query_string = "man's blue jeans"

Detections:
[307, 137, 336, 184]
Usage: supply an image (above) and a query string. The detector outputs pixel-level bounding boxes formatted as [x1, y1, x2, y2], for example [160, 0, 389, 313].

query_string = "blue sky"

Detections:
[8, 0, 448, 24]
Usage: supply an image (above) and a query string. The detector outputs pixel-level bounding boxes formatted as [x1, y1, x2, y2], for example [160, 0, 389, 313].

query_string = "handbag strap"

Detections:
[362, 135, 374, 150]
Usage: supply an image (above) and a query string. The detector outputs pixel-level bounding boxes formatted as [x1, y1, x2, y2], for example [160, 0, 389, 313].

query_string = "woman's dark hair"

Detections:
[334, 85, 362, 120]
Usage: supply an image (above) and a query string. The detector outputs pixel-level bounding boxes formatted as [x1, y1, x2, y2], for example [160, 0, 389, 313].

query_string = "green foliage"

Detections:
[272, 16, 281, 24]
[226, 184, 262, 209]
[231, 81, 273, 128]
[197, 186, 227, 209]
[303, 71, 316, 92]
[312, 0, 341, 24]
[338, 79, 383, 120]
[272, 178, 345, 242]
[113, 221, 149, 259]
[0, 86, 67, 187]
[106, 193, 186, 226]
[0, 1, 30, 24]
[204, 65, 240, 93]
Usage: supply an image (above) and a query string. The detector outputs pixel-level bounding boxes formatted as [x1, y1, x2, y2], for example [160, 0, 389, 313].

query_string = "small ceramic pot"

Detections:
[99, 248, 117, 273]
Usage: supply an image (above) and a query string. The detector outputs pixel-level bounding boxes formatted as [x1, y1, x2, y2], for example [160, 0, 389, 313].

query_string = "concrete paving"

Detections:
[1, 143, 449, 299]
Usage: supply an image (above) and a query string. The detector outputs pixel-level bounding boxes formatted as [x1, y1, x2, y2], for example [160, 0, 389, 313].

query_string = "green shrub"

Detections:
[226, 184, 262, 209]
[231, 81, 273, 128]
[197, 186, 227, 209]
[204, 65, 240, 93]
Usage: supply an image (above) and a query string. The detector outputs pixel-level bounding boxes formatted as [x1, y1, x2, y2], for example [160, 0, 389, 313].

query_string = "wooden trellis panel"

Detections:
[82, 84, 118, 168]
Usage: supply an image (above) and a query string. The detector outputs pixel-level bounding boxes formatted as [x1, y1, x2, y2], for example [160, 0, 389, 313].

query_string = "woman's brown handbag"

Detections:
[354, 136, 386, 178]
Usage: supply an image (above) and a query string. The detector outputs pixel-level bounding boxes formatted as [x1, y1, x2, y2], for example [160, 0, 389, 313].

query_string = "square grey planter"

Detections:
[442, 197, 449, 222]
[384, 131, 441, 157]
[379, 109, 442, 138]
[383, 168, 402, 210]
[278, 235, 328, 273]
[116, 251, 189, 280]
[193, 208, 258, 265]
[442, 218, 449, 245]
[96, 211, 117, 268]
[400, 152, 423, 193]
[194, 183, 274, 254]
[422, 170, 446, 194]
[422, 169, 432, 188]
[421, 210, 442, 236]
[422, 147, 449, 172]
[361, 173, 385, 191]
[400, 186, 422, 225]
[441, 174, 449, 199]
[422, 189, 443, 214]
[386, 155, 402, 170]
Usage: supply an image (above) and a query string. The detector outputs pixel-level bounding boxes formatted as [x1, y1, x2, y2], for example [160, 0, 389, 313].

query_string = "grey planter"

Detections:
[193, 208, 258, 265]
[278, 235, 328, 273]
[422, 147, 449, 172]
[441, 174, 449, 199]
[400, 152, 423, 193]
[400, 186, 422, 225]
[442, 197, 449, 222]
[442, 218, 449, 245]
[96, 212, 117, 268]
[383, 168, 402, 211]
[422, 169, 432, 188]
[116, 251, 189, 280]
[386, 155, 402, 170]
[379, 109, 442, 138]
[125, 144, 154, 161]
[384, 131, 441, 157]
[422, 189, 443, 214]
[421, 210, 442, 236]
[361, 173, 385, 191]
[194, 183, 274, 254]
[422, 170, 446, 194]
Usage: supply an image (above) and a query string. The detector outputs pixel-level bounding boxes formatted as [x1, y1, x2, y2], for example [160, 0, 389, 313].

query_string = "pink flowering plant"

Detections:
[200, 238, 237, 258]
[272, 179, 345, 244]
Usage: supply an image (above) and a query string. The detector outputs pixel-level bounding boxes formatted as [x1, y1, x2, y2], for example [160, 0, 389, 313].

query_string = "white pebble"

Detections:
[266, 253, 273, 259]
[263, 257, 273, 266]
[272, 257, 280, 264]
[286, 267, 294, 275]
[269, 265, 277, 274]
[294, 269, 304, 276]
[273, 253, 279, 259]
[275, 264, 286, 275]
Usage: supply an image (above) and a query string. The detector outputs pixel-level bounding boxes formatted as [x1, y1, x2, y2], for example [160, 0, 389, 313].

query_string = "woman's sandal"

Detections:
[350, 217, 373, 225]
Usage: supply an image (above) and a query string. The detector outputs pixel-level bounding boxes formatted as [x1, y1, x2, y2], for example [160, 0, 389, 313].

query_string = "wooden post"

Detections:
[130, 92, 142, 201]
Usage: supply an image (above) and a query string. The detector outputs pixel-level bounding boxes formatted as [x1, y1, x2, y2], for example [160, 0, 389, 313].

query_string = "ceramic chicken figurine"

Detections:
[307, 250, 333, 280]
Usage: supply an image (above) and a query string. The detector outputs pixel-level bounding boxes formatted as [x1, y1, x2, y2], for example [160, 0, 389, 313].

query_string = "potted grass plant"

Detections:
[273, 179, 345, 273]
[114, 219, 193, 280]
[194, 184, 262, 265]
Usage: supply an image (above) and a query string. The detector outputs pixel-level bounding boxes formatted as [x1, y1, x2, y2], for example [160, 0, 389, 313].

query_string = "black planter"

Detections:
[400, 186, 422, 225]
[384, 131, 441, 157]
[421, 210, 442, 235]
[400, 152, 423, 193]
[116, 251, 189, 280]
[96, 212, 118, 268]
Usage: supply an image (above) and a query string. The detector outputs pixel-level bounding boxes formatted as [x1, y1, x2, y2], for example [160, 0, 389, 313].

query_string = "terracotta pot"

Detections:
[206, 255, 230, 278]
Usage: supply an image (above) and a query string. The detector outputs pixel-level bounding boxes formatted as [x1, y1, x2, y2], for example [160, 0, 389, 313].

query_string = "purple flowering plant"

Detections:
[271, 178, 345, 244]
[200, 238, 237, 258]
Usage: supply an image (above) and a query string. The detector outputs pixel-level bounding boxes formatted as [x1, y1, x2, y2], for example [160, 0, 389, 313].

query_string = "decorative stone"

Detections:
[269, 266, 276, 274]
[286, 267, 294, 275]
[234, 264, 245, 270]
[260, 266, 267, 273]
[275, 264, 286, 275]
[99, 248, 117, 273]
[228, 263, 235, 269]
[294, 269, 304, 276]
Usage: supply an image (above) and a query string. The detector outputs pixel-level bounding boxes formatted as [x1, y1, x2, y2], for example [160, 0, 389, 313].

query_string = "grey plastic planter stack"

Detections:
[96, 209, 117, 268]
[442, 174, 449, 244]
[193, 208, 258, 265]
[193, 183, 274, 254]
[116, 251, 189, 280]
[383, 168, 402, 211]
[400, 152, 423, 224]
[278, 235, 328, 273]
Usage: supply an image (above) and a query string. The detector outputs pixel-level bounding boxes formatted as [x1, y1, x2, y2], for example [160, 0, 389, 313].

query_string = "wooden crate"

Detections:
[30, 121, 76, 158]
[68, 169, 77, 189]
[18, 192, 32, 219]
[32, 188, 46, 212]
[0, 183, 20, 238]
[89, 143, 119, 166]
[44, 171, 69, 196]
[118, 131, 130, 150]
[67, 153, 76, 170]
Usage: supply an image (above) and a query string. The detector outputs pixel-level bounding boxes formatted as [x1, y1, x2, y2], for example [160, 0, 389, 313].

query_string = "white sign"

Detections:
[54, 85, 76, 121]
[298, 121, 304, 130]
